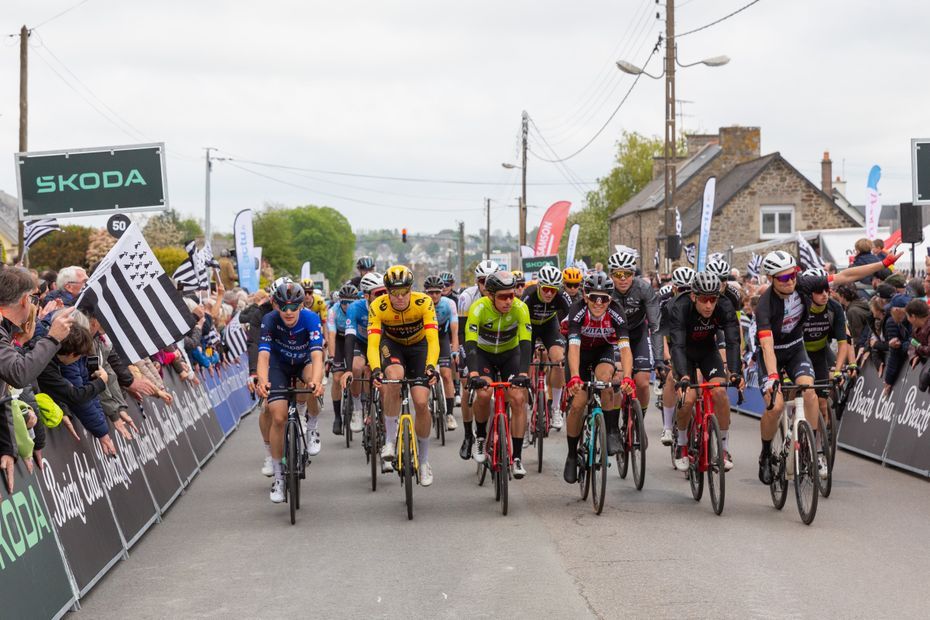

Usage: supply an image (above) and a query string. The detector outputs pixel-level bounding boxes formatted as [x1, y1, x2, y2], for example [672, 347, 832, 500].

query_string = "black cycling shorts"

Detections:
[331, 334, 347, 373]
[575, 344, 618, 382]
[807, 348, 832, 397]
[532, 318, 566, 350]
[438, 332, 452, 369]
[380, 337, 429, 380]
[758, 343, 814, 382]
[684, 348, 727, 383]
[353, 339, 367, 359]
[268, 362, 309, 403]
[628, 326, 654, 373]
[474, 348, 521, 382]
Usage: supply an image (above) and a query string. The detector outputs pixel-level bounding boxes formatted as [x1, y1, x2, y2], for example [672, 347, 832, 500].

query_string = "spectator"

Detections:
[884, 272, 907, 293]
[906, 299, 930, 364]
[218, 250, 238, 290]
[872, 238, 888, 260]
[84, 312, 140, 441]
[882, 294, 913, 393]
[906, 278, 926, 300]
[852, 238, 882, 286]
[835, 283, 872, 352]
[45, 266, 88, 306]
[39, 270, 58, 295]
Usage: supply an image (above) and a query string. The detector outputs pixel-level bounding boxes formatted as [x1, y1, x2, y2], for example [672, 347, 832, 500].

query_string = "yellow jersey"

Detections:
[366, 292, 439, 370]
[304, 293, 328, 323]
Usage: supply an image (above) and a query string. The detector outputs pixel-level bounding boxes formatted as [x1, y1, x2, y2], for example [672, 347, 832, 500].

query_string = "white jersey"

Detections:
[457, 285, 481, 316]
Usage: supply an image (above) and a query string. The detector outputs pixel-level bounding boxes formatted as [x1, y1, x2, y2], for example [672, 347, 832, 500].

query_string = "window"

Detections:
[760, 205, 794, 239]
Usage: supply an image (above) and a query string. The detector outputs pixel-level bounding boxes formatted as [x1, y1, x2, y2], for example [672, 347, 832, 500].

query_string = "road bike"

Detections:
[765, 382, 820, 525]
[616, 389, 646, 491]
[525, 350, 562, 473]
[575, 380, 612, 515]
[342, 379, 354, 449]
[470, 380, 518, 516]
[810, 379, 840, 498]
[267, 385, 314, 525]
[429, 380, 446, 446]
[381, 378, 426, 520]
[356, 376, 384, 492]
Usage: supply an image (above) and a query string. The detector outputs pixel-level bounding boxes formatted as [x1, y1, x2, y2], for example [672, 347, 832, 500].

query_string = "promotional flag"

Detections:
[23, 218, 61, 249]
[684, 242, 696, 266]
[300, 261, 312, 282]
[77, 223, 196, 364]
[254, 246, 263, 285]
[797, 232, 825, 271]
[696, 177, 716, 271]
[520, 245, 535, 258]
[675, 208, 682, 236]
[865, 165, 881, 240]
[234, 209, 259, 292]
[565, 224, 580, 267]
[533, 201, 571, 256]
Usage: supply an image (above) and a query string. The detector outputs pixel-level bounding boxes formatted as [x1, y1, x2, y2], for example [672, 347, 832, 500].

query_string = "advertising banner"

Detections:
[836, 362, 897, 461]
[565, 223, 580, 267]
[143, 397, 199, 485]
[881, 371, 930, 475]
[202, 369, 236, 435]
[0, 457, 76, 620]
[865, 165, 881, 239]
[124, 399, 184, 512]
[533, 201, 571, 257]
[234, 209, 259, 292]
[162, 373, 218, 465]
[696, 177, 716, 271]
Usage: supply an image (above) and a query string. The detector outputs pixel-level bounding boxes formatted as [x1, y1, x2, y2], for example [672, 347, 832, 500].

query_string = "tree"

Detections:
[27, 225, 92, 271]
[559, 131, 662, 264]
[85, 228, 117, 267]
[254, 207, 300, 275]
[177, 216, 203, 241]
[143, 210, 183, 247]
[152, 246, 188, 275]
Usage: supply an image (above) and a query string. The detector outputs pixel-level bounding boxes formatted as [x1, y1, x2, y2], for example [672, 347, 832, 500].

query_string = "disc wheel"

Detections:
[794, 419, 819, 525]
[590, 412, 608, 515]
[630, 400, 646, 491]
[706, 415, 725, 516]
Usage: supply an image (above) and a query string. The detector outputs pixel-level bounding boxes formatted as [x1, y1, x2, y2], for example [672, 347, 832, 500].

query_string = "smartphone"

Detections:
[86, 355, 100, 375]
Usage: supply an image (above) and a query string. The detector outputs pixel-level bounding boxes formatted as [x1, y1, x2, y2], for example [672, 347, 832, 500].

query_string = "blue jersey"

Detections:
[259, 309, 324, 366]
[345, 299, 370, 342]
[327, 302, 350, 337]
[434, 296, 458, 334]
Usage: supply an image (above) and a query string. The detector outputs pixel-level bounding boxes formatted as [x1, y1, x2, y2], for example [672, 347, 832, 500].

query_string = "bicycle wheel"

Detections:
[770, 425, 789, 510]
[343, 391, 353, 449]
[436, 385, 446, 447]
[287, 421, 299, 525]
[616, 404, 630, 479]
[499, 413, 509, 516]
[706, 415, 725, 516]
[816, 412, 833, 498]
[688, 420, 704, 502]
[794, 419, 819, 525]
[477, 438, 489, 487]
[630, 400, 646, 491]
[590, 412, 608, 515]
[670, 421, 679, 469]
[579, 421, 591, 501]
[402, 422, 414, 520]
[824, 402, 838, 469]
[369, 404, 379, 492]
[536, 394, 546, 473]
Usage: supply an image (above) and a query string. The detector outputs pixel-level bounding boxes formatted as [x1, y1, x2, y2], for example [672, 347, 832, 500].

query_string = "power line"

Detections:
[33, 0, 92, 30]
[678, 0, 763, 37]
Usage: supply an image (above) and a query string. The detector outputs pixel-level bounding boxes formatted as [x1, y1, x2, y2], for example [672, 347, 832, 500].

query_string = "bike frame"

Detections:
[486, 382, 514, 474]
[687, 383, 717, 474]
[381, 379, 422, 475]
[584, 385, 605, 467]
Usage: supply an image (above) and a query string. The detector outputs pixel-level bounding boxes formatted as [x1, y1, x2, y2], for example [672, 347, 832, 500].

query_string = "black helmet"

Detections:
[438, 271, 455, 285]
[423, 275, 444, 291]
[338, 282, 359, 300]
[485, 271, 516, 294]
[273, 281, 305, 306]
[583, 271, 613, 294]
[356, 256, 375, 270]
[691, 272, 722, 296]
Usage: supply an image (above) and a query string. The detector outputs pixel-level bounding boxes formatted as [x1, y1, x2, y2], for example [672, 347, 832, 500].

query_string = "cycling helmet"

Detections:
[338, 282, 359, 300]
[562, 267, 583, 284]
[423, 275, 444, 291]
[383, 265, 414, 288]
[671, 266, 695, 288]
[273, 281, 305, 306]
[658, 283, 673, 298]
[511, 270, 525, 285]
[608, 249, 637, 271]
[438, 271, 455, 285]
[802, 267, 829, 279]
[272, 276, 292, 291]
[537, 265, 563, 287]
[762, 250, 797, 275]
[485, 271, 516, 294]
[705, 257, 730, 278]
[474, 260, 500, 279]
[356, 256, 375, 270]
[300, 277, 314, 292]
[583, 271, 614, 294]
[691, 272, 722, 296]
[360, 272, 384, 293]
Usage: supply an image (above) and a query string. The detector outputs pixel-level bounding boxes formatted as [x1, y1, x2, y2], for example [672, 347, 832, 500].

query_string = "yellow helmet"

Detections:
[300, 277, 314, 291]
[562, 267, 583, 284]
[511, 270, 525, 284]
[383, 265, 414, 288]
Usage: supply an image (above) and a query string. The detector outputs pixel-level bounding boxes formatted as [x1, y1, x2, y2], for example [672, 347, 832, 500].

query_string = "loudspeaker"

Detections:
[900, 202, 924, 244]
[666, 235, 682, 260]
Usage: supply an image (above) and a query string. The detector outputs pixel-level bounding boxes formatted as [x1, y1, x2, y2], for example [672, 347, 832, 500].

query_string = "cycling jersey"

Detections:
[367, 292, 439, 371]
[565, 299, 630, 349]
[434, 295, 459, 334]
[259, 309, 324, 366]
[755, 274, 827, 349]
[803, 299, 846, 353]
[444, 290, 459, 306]
[611, 277, 663, 365]
[457, 285, 481, 317]
[667, 293, 741, 379]
[465, 297, 532, 354]
[345, 299, 370, 341]
[327, 301, 350, 337]
[521, 284, 570, 325]
[304, 292, 328, 323]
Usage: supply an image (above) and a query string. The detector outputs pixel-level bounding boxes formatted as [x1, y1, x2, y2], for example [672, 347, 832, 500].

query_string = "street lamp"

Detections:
[501, 162, 520, 170]
[502, 111, 529, 249]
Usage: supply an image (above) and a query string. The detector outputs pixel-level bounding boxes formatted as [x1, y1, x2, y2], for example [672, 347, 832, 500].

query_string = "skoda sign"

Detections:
[15, 142, 168, 218]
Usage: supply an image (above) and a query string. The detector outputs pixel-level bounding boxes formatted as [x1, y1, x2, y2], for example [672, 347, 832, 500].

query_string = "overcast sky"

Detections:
[2, 1, 928, 239]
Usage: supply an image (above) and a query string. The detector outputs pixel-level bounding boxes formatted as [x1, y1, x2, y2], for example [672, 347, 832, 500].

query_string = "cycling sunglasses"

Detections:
[540, 285, 560, 294]
[388, 286, 411, 297]
[611, 269, 634, 279]
[773, 271, 797, 283]
[370, 288, 387, 297]
[494, 292, 515, 301]
[563, 283, 580, 289]
[588, 293, 611, 304]
[280, 302, 301, 312]
[696, 294, 719, 304]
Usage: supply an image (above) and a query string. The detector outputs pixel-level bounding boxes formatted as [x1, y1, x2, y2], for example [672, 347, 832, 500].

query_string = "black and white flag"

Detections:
[654, 247, 660, 271]
[223, 313, 248, 362]
[23, 218, 61, 249]
[747, 253, 762, 278]
[796, 233, 824, 271]
[78, 223, 196, 364]
[172, 240, 202, 291]
[684, 242, 696, 266]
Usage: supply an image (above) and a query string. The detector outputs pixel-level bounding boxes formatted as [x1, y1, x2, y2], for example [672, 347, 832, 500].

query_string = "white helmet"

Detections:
[272, 276, 292, 290]
[474, 260, 500, 278]
[360, 272, 384, 293]
[762, 250, 797, 275]
[802, 267, 829, 279]
[705, 257, 730, 278]
[692, 272, 722, 296]
[608, 249, 637, 271]
[671, 266, 695, 288]
[537, 265, 563, 287]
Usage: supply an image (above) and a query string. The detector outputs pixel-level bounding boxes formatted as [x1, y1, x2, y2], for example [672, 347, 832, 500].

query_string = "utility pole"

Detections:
[457, 221, 466, 285]
[663, 0, 677, 268]
[485, 198, 491, 259]
[520, 111, 528, 249]
[204, 148, 214, 245]
[18, 25, 29, 259]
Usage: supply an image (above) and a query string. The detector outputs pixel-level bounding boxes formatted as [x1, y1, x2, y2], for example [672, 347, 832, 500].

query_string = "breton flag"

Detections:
[797, 232, 825, 271]
[654, 247, 660, 271]
[684, 242, 696, 266]
[23, 218, 61, 250]
[172, 240, 202, 291]
[223, 313, 248, 363]
[747, 253, 762, 279]
[78, 223, 196, 364]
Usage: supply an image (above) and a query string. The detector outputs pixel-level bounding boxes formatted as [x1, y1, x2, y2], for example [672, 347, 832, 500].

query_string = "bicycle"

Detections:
[809, 379, 840, 499]
[267, 385, 315, 525]
[342, 379, 354, 449]
[469, 379, 518, 516]
[429, 380, 446, 446]
[526, 353, 563, 473]
[675, 381, 740, 516]
[380, 378, 426, 520]
[615, 390, 646, 490]
[357, 377, 384, 492]
[574, 380, 612, 515]
[765, 382, 820, 525]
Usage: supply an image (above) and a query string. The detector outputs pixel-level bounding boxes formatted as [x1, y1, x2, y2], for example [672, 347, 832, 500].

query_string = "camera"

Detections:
[86, 355, 100, 375]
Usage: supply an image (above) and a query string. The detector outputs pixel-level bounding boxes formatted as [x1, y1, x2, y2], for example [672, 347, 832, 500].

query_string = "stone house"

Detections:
[608, 126, 863, 271]
[0, 190, 20, 263]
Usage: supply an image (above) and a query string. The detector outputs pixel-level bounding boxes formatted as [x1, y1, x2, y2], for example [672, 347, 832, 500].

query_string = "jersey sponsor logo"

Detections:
[415, 297, 426, 306]
[379, 300, 388, 312]
[468, 324, 478, 332]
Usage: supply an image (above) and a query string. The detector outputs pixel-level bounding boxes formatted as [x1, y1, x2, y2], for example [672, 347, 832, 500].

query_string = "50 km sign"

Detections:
[15, 142, 168, 218]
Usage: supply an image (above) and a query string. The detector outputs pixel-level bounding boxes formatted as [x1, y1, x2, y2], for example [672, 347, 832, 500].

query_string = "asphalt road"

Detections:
[79, 395, 930, 619]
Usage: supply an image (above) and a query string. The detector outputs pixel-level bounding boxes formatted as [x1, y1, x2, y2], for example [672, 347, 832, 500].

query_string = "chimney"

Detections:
[685, 133, 719, 156]
[719, 126, 761, 164]
[821, 151, 832, 195]
[833, 175, 847, 196]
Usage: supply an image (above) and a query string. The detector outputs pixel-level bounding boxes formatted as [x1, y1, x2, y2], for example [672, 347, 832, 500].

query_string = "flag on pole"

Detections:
[654, 247, 660, 271]
[865, 165, 881, 240]
[23, 218, 61, 250]
[696, 177, 717, 271]
[172, 240, 208, 291]
[223, 312, 248, 363]
[684, 242, 696, 266]
[797, 232, 825, 271]
[565, 224, 580, 267]
[747, 253, 762, 279]
[300, 261, 312, 283]
[78, 223, 197, 364]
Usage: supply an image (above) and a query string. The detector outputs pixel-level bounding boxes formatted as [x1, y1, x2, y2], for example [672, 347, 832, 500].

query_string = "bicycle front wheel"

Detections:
[591, 412, 608, 515]
[688, 421, 704, 502]
[794, 419, 819, 525]
[817, 412, 833, 498]
[706, 415, 725, 516]
[536, 394, 547, 472]
[770, 425, 789, 510]
[402, 422, 414, 520]
[579, 424, 591, 501]
[499, 413, 509, 516]
[369, 406, 379, 492]
[437, 385, 446, 447]
[630, 400, 646, 491]
[344, 392, 353, 449]
[287, 421, 299, 525]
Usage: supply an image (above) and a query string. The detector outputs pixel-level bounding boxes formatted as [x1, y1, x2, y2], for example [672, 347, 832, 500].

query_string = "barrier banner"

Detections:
[162, 373, 217, 465]
[37, 423, 125, 595]
[0, 457, 76, 620]
[124, 398, 183, 512]
[202, 369, 236, 435]
[837, 362, 896, 461]
[143, 396, 200, 485]
[881, 366, 930, 475]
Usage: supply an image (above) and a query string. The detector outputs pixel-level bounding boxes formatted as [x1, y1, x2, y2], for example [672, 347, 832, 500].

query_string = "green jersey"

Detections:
[465, 297, 532, 354]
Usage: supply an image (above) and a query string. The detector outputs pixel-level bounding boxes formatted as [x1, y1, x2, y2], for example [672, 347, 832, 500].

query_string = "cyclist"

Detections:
[658, 266, 695, 446]
[464, 271, 533, 478]
[343, 273, 385, 432]
[457, 260, 500, 460]
[668, 272, 742, 472]
[349, 256, 376, 289]
[255, 281, 325, 503]
[301, 277, 329, 324]
[513, 270, 527, 298]
[327, 282, 359, 435]
[439, 271, 459, 306]
[562, 266, 584, 307]
[521, 264, 569, 430]
[608, 249, 664, 414]
[424, 275, 459, 431]
[439, 271, 462, 406]
[755, 249, 900, 484]
[368, 265, 440, 486]
[564, 271, 635, 482]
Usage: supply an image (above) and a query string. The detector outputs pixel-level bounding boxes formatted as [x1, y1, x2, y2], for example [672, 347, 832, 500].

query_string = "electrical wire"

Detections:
[32, 0, 92, 30]
[677, 0, 762, 37]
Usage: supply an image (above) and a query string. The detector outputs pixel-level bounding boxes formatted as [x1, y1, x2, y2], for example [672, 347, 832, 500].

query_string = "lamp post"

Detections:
[502, 111, 529, 248]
